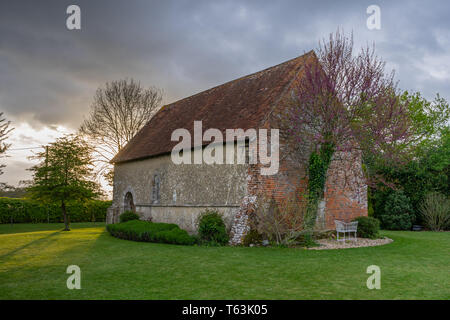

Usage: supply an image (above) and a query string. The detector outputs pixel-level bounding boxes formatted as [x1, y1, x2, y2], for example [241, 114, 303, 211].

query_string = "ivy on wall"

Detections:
[304, 142, 334, 230]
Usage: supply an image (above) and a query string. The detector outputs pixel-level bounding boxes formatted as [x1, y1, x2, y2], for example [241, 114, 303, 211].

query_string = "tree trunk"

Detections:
[62, 200, 70, 231]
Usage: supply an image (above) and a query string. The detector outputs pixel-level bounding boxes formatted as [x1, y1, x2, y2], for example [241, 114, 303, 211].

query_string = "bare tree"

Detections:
[249, 193, 306, 246]
[80, 79, 163, 185]
[0, 112, 14, 177]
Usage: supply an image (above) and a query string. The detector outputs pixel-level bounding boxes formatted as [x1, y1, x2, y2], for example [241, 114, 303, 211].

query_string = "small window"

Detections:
[152, 174, 160, 204]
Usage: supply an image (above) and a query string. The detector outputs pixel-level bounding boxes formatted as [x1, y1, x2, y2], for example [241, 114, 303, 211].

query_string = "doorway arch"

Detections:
[124, 192, 135, 212]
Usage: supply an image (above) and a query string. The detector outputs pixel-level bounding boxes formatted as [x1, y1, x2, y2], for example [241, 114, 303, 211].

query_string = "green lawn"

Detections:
[0, 223, 449, 299]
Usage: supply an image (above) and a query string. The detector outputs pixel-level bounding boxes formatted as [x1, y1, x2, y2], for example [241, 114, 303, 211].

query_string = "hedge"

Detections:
[0, 197, 112, 224]
[107, 220, 196, 245]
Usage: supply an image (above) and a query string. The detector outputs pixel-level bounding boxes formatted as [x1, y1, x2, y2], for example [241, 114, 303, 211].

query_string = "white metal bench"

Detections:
[335, 220, 358, 242]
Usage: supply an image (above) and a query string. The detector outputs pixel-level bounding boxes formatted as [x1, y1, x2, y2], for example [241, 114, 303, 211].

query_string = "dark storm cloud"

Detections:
[0, 0, 449, 131]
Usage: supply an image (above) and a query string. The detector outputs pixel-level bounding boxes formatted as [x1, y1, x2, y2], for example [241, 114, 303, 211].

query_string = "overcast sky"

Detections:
[0, 0, 449, 188]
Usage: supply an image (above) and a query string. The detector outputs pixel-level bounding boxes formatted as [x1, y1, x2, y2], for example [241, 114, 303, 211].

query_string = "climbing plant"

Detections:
[304, 142, 334, 230]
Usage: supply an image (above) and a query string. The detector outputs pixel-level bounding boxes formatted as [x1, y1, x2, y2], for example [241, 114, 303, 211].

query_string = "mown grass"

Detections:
[0, 223, 448, 299]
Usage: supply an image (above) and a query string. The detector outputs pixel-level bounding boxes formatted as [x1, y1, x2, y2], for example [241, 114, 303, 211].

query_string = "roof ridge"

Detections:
[161, 50, 315, 110]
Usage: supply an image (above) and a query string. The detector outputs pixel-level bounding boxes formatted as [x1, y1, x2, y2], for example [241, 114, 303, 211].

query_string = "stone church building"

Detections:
[107, 51, 367, 245]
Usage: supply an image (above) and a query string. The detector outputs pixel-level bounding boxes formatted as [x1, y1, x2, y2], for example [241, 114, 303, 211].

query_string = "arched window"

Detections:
[152, 174, 160, 204]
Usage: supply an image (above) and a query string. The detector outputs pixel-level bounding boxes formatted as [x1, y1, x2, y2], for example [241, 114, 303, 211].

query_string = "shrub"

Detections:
[352, 216, 380, 238]
[242, 229, 263, 246]
[380, 190, 414, 230]
[107, 220, 195, 245]
[119, 211, 140, 223]
[197, 210, 229, 245]
[0, 198, 111, 223]
[419, 192, 450, 231]
[380, 212, 413, 230]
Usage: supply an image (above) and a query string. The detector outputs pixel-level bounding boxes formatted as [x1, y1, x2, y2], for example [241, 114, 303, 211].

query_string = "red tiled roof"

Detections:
[111, 51, 314, 164]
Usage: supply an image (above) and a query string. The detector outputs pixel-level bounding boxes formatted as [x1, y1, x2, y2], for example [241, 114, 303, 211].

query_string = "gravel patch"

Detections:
[308, 237, 393, 250]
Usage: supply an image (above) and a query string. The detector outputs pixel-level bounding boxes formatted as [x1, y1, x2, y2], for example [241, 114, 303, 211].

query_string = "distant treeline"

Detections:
[0, 198, 112, 224]
[0, 187, 27, 198]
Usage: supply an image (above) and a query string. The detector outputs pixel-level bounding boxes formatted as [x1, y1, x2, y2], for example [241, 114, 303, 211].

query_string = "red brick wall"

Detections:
[229, 143, 367, 244]
[323, 151, 368, 229]
[229, 138, 309, 244]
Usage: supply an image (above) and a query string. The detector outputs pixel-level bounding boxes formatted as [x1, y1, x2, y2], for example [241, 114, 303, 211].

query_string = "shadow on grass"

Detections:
[0, 230, 61, 260]
[0, 222, 107, 235]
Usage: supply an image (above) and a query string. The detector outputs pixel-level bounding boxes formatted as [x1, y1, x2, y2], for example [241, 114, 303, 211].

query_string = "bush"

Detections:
[119, 211, 140, 223]
[380, 190, 414, 230]
[107, 220, 195, 245]
[380, 212, 413, 231]
[197, 210, 229, 245]
[352, 216, 380, 238]
[242, 229, 263, 246]
[0, 198, 111, 223]
[419, 192, 450, 231]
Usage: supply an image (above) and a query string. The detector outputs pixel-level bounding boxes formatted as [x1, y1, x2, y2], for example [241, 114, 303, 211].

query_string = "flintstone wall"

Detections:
[110, 145, 249, 233]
